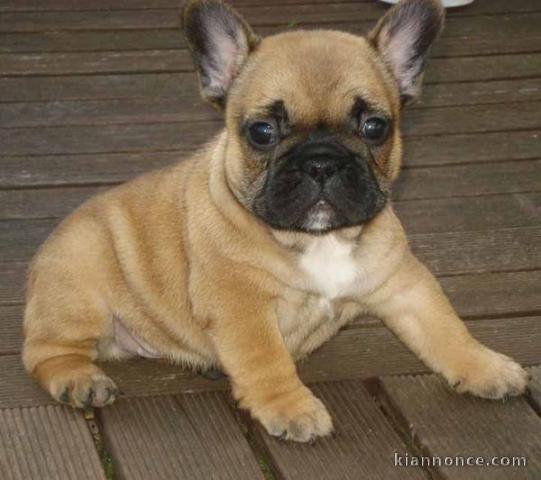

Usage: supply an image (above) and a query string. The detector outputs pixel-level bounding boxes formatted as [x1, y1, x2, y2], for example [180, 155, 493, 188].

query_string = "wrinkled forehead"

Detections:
[230, 30, 398, 125]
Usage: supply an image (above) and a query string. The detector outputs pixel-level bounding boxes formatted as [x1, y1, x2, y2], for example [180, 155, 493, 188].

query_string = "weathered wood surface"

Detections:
[252, 380, 428, 480]
[1, 316, 539, 408]
[100, 393, 265, 480]
[1, 0, 539, 14]
[3, 49, 540, 79]
[3, 95, 541, 132]
[0, 406, 106, 480]
[379, 374, 541, 479]
[0, 0, 540, 35]
[528, 366, 541, 412]
[2, 13, 541, 60]
[2, 130, 539, 188]
[1, 177, 539, 224]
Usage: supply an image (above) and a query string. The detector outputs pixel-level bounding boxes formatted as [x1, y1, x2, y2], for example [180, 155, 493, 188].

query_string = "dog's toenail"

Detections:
[60, 389, 70, 404]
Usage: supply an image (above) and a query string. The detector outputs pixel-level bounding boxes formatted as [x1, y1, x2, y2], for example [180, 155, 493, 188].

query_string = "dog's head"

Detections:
[183, 0, 444, 233]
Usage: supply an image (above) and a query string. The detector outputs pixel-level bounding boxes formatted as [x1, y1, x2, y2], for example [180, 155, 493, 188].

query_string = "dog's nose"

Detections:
[302, 157, 342, 183]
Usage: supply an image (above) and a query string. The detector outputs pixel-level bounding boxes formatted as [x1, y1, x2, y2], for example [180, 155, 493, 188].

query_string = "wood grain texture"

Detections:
[527, 366, 541, 412]
[9, 1, 538, 34]
[379, 374, 541, 479]
[0, 0, 539, 14]
[1, 316, 539, 406]
[3, 262, 541, 317]
[99, 393, 265, 480]
[0, 406, 105, 480]
[1, 171, 539, 224]
[1, 73, 539, 107]
[252, 379, 428, 480]
[3, 216, 540, 275]
[1, 130, 539, 189]
[2, 49, 539, 80]
[0, 305, 23, 354]
[0, 262, 26, 305]
[2, 96, 541, 132]
[2, 13, 540, 56]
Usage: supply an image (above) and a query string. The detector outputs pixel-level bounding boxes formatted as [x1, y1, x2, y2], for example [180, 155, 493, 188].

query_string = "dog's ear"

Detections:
[182, 0, 260, 109]
[369, 0, 444, 103]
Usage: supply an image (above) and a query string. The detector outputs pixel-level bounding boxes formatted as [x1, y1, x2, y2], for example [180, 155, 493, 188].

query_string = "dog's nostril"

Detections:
[304, 158, 340, 182]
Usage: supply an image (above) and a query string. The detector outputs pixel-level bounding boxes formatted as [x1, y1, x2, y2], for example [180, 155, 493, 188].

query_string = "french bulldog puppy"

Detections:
[23, 0, 528, 442]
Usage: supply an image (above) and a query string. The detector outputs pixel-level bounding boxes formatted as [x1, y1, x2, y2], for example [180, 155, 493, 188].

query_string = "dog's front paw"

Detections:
[254, 386, 333, 442]
[46, 364, 119, 408]
[450, 348, 529, 400]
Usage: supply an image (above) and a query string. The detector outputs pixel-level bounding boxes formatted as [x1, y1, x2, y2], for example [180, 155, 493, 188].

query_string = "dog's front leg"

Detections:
[207, 295, 333, 442]
[366, 251, 529, 399]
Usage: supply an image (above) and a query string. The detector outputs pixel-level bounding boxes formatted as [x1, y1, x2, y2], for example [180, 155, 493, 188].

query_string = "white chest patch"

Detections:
[299, 235, 359, 299]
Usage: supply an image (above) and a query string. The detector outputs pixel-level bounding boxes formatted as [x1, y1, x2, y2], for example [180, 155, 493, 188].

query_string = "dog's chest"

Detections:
[299, 235, 360, 299]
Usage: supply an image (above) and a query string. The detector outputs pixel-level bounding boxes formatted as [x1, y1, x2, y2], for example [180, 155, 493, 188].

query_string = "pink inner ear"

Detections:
[382, 22, 424, 97]
[202, 20, 249, 94]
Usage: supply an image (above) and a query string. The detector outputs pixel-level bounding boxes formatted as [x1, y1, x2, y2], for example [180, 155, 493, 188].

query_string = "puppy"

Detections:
[23, 0, 528, 442]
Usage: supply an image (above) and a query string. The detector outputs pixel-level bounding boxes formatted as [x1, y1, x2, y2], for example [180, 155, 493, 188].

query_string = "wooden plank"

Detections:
[409, 225, 541, 276]
[402, 102, 541, 137]
[0, 73, 200, 102]
[425, 53, 541, 84]
[0, 97, 221, 128]
[1, 0, 539, 14]
[100, 394, 265, 480]
[379, 374, 541, 479]
[1, 154, 540, 200]
[395, 162, 541, 200]
[1, 2, 540, 32]
[0, 122, 218, 156]
[3, 256, 540, 317]
[1, 132, 539, 187]
[1, 315, 539, 406]
[0, 219, 60, 263]
[405, 130, 541, 167]
[527, 366, 541, 412]
[0, 262, 26, 306]
[3, 14, 540, 55]
[2, 121, 540, 160]
[1, 72, 539, 108]
[0, 305, 22, 354]
[1, 180, 540, 235]
[0, 406, 106, 480]
[0, 151, 185, 187]
[0, 4, 391, 33]
[0, 50, 192, 76]
[396, 193, 541, 234]
[1, 49, 539, 80]
[3, 95, 541, 132]
[4, 192, 541, 275]
[252, 380, 427, 480]
[431, 271, 541, 319]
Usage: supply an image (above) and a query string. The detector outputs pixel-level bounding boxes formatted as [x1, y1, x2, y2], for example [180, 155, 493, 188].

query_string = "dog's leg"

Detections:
[23, 284, 118, 408]
[366, 252, 529, 399]
[208, 293, 333, 442]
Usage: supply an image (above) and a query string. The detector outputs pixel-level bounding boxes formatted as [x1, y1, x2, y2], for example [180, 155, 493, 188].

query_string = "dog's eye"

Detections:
[361, 116, 389, 144]
[247, 121, 278, 148]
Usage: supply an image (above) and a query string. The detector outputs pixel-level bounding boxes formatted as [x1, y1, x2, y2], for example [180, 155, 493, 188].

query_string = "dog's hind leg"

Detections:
[22, 259, 118, 408]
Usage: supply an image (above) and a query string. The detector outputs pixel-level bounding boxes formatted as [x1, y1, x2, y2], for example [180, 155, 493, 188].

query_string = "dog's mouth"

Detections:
[252, 140, 387, 233]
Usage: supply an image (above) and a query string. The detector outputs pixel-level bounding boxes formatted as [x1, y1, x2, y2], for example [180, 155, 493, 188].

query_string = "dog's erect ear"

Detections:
[369, 0, 444, 103]
[182, 0, 260, 109]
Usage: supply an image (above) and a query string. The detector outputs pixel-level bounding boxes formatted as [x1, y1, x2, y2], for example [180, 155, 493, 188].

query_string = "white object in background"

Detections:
[379, 0, 474, 7]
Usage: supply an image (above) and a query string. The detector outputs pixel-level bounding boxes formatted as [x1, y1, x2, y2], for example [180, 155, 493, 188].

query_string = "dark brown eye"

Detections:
[361, 116, 389, 144]
[247, 121, 278, 148]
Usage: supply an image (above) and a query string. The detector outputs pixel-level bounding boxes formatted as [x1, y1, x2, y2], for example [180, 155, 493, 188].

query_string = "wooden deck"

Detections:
[1, 0, 541, 478]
